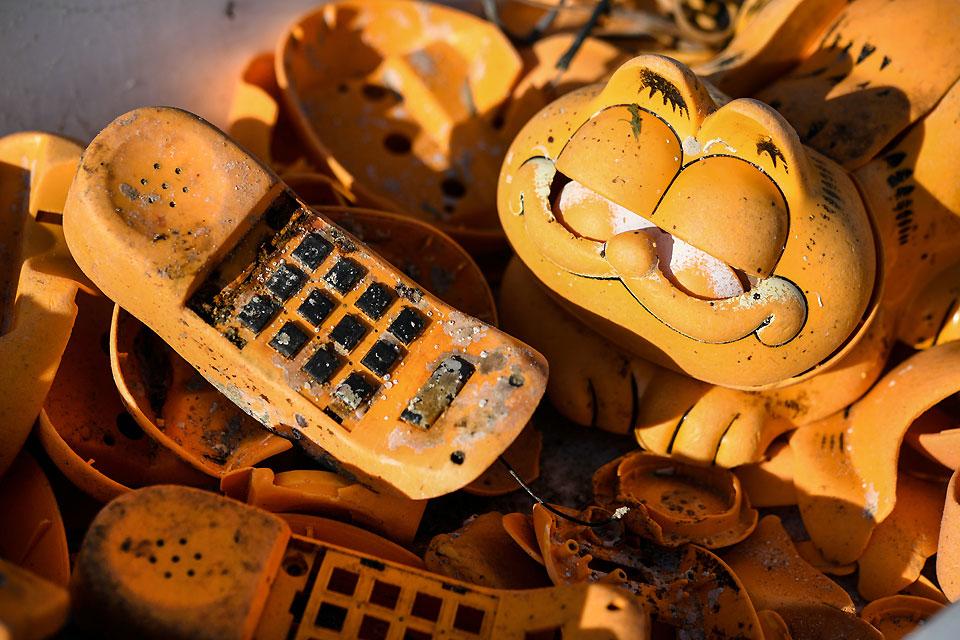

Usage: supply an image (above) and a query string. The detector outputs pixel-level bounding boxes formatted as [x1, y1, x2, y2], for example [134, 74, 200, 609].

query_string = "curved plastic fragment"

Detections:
[220, 466, 426, 544]
[721, 515, 853, 613]
[38, 292, 214, 502]
[938, 469, 960, 601]
[0, 452, 70, 587]
[861, 595, 943, 640]
[277, 513, 424, 569]
[425, 512, 550, 589]
[856, 474, 945, 601]
[792, 341, 960, 564]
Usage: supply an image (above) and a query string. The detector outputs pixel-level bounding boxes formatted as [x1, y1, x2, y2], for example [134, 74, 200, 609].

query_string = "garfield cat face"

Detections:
[498, 55, 878, 389]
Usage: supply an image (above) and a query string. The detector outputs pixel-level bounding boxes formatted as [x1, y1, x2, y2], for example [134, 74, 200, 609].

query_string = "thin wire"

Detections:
[554, 0, 612, 72]
[498, 456, 627, 528]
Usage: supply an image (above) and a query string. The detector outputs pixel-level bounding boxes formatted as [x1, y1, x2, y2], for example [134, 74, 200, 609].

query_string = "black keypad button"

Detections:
[291, 232, 333, 270]
[361, 340, 401, 376]
[268, 322, 309, 358]
[355, 282, 395, 320]
[266, 262, 306, 300]
[324, 258, 366, 294]
[302, 345, 341, 384]
[298, 290, 336, 326]
[334, 372, 376, 410]
[330, 315, 368, 351]
[387, 307, 426, 344]
[237, 295, 279, 334]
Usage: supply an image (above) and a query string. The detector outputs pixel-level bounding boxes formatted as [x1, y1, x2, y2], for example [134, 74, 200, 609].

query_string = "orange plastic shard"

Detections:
[0, 452, 70, 587]
[37, 291, 213, 502]
[775, 604, 882, 640]
[593, 451, 758, 548]
[0, 557, 69, 640]
[856, 474, 945, 601]
[938, 469, 960, 602]
[696, 0, 847, 96]
[791, 341, 960, 564]
[861, 595, 944, 640]
[501, 512, 545, 565]
[220, 466, 425, 545]
[62, 106, 547, 500]
[734, 440, 797, 507]
[282, 173, 350, 208]
[112, 306, 293, 477]
[756, 0, 960, 170]
[0, 132, 91, 476]
[72, 485, 649, 639]
[854, 77, 960, 313]
[902, 575, 949, 604]
[425, 511, 550, 590]
[532, 503, 761, 637]
[277, 514, 424, 569]
[498, 53, 877, 390]
[793, 540, 856, 577]
[756, 609, 792, 640]
[721, 515, 854, 614]
[277, 1, 522, 248]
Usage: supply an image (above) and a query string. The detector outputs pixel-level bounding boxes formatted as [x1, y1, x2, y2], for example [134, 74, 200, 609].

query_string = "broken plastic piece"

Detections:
[0, 557, 69, 640]
[72, 485, 649, 639]
[221, 466, 425, 544]
[861, 595, 944, 640]
[62, 106, 547, 500]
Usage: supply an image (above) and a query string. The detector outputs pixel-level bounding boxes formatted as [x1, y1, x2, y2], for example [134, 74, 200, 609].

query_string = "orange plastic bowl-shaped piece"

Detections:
[498, 54, 878, 389]
[594, 451, 757, 548]
[38, 292, 214, 502]
[111, 305, 293, 478]
[277, 0, 523, 248]
[860, 595, 944, 640]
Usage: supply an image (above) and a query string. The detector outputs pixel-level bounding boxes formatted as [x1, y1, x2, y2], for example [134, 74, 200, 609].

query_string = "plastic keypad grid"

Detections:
[222, 203, 465, 430]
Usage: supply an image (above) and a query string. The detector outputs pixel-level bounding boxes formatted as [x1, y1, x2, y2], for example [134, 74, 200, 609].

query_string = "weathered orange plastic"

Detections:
[464, 421, 542, 496]
[0, 132, 92, 476]
[500, 257, 888, 466]
[532, 503, 760, 637]
[756, 609, 791, 640]
[902, 575, 949, 604]
[0, 452, 69, 587]
[276, 1, 522, 248]
[775, 604, 882, 640]
[425, 511, 551, 590]
[282, 173, 350, 207]
[854, 77, 960, 313]
[0, 557, 69, 640]
[503, 34, 631, 142]
[593, 451, 757, 548]
[62, 106, 547, 500]
[220, 466, 425, 544]
[938, 469, 960, 602]
[897, 260, 960, 350]
[793, 540, 856, 577]
[721, 515, 854, 614]
[791, 341, 960, 564]
[861, 595, 944, 640]
[696, 0, 847, 96]
[112, 307, 293, 477]
[856, 474, 945, 601]
[277, 514, 424, 569]
[498, 53, 878, 390]
[733, 440, 796, 507]
[37, 292, 213, 502]
[72, 485, 649, 640]
[755, 0, 960, 170]
[501, 512, 544, 566]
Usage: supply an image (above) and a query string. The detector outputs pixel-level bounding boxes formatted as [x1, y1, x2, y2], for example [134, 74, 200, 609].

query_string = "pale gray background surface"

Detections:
[0, 0, 471, 141]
